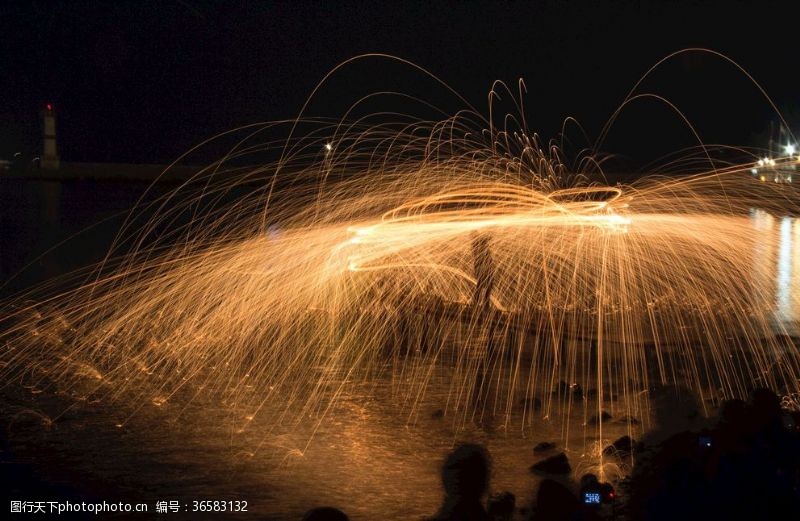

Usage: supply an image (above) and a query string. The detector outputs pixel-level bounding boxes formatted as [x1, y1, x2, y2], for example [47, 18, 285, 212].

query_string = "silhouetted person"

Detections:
[431, 443, 491, 521]
[628, 387, 800, 520]
[469, 232, 499, 421]
[471, 233, 495, 311]
[301, 507, 349, 521]
[627, 385, 706, 520]
[711, 398, 748, 459]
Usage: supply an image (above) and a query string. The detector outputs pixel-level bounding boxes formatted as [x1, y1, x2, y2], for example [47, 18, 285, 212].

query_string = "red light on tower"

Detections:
[46, 103, 53, 111]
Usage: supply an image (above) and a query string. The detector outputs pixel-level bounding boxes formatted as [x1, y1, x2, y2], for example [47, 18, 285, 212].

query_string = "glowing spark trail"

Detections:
[2, 59, 800, 454]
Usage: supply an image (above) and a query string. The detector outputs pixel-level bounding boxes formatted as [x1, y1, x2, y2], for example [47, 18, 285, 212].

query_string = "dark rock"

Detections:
[603, 435, 635, 457]
[431, 409, 444, 419]
[553, 381, 586, 401]
[587, 411, 612, 425]
[615, 414, 641, 425]
[521, 396, 542, 411]
[441, 443, 490, 498]
[552, 380, 570, 396]
[533, 441, 557, 454]
[530, 452, 571, 475]
[487, 491, 515, 520]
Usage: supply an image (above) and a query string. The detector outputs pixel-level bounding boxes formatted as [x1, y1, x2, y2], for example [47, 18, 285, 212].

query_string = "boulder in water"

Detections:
[488, 491, 515, 520]
[530, 452, 571, 475]
[587, 411, 613, 425]
[533, 441, 557, 454]
[615, 414, 641, 425]
[603, 435, 635, 457]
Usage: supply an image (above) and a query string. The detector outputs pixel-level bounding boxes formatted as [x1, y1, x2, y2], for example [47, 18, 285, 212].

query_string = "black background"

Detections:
[1, 0, 798, 168]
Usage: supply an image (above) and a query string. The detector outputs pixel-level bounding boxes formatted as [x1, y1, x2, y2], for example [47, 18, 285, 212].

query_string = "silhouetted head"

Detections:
[579, 473, 600, 491]
[441, 443, 491, 499]
[301, 507, 349, 521]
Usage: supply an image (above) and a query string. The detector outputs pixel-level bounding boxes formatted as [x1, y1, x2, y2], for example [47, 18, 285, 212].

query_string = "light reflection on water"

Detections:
[750, 209, 800, 334]
[4, 367, 633, 520]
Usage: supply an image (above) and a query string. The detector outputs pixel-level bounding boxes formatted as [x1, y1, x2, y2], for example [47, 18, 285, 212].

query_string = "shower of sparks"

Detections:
[2, 79, 800, 454]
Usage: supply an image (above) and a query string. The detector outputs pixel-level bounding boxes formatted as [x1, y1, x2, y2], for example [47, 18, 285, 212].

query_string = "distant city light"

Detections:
[750, 134, 796, 182]
[325, 143, 332, 152]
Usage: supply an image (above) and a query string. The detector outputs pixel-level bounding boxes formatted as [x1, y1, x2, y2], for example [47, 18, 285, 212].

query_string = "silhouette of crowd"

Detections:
[626, 387, 800, 520]
[298, 387, 800, 520]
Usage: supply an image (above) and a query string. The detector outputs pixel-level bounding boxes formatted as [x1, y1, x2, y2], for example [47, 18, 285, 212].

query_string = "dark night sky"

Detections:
[1, 0, 798, 167]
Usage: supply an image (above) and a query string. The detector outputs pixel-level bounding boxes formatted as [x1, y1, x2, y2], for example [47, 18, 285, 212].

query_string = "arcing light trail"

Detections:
[2, 63, 800, 454]
[344, 185, 632, 276]
[3, 163, 799, 434]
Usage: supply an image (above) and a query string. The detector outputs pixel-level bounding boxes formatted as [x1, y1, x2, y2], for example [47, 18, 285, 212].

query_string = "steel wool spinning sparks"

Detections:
[2, 68, 800, 452]
[344, 185, 632, 275]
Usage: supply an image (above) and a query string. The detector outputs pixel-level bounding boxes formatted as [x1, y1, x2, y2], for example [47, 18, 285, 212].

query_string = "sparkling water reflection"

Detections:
[750, 208, 800, 334]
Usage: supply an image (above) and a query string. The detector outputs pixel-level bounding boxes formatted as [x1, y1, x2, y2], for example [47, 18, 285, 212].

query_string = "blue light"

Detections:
[584, 492, 601, 504]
